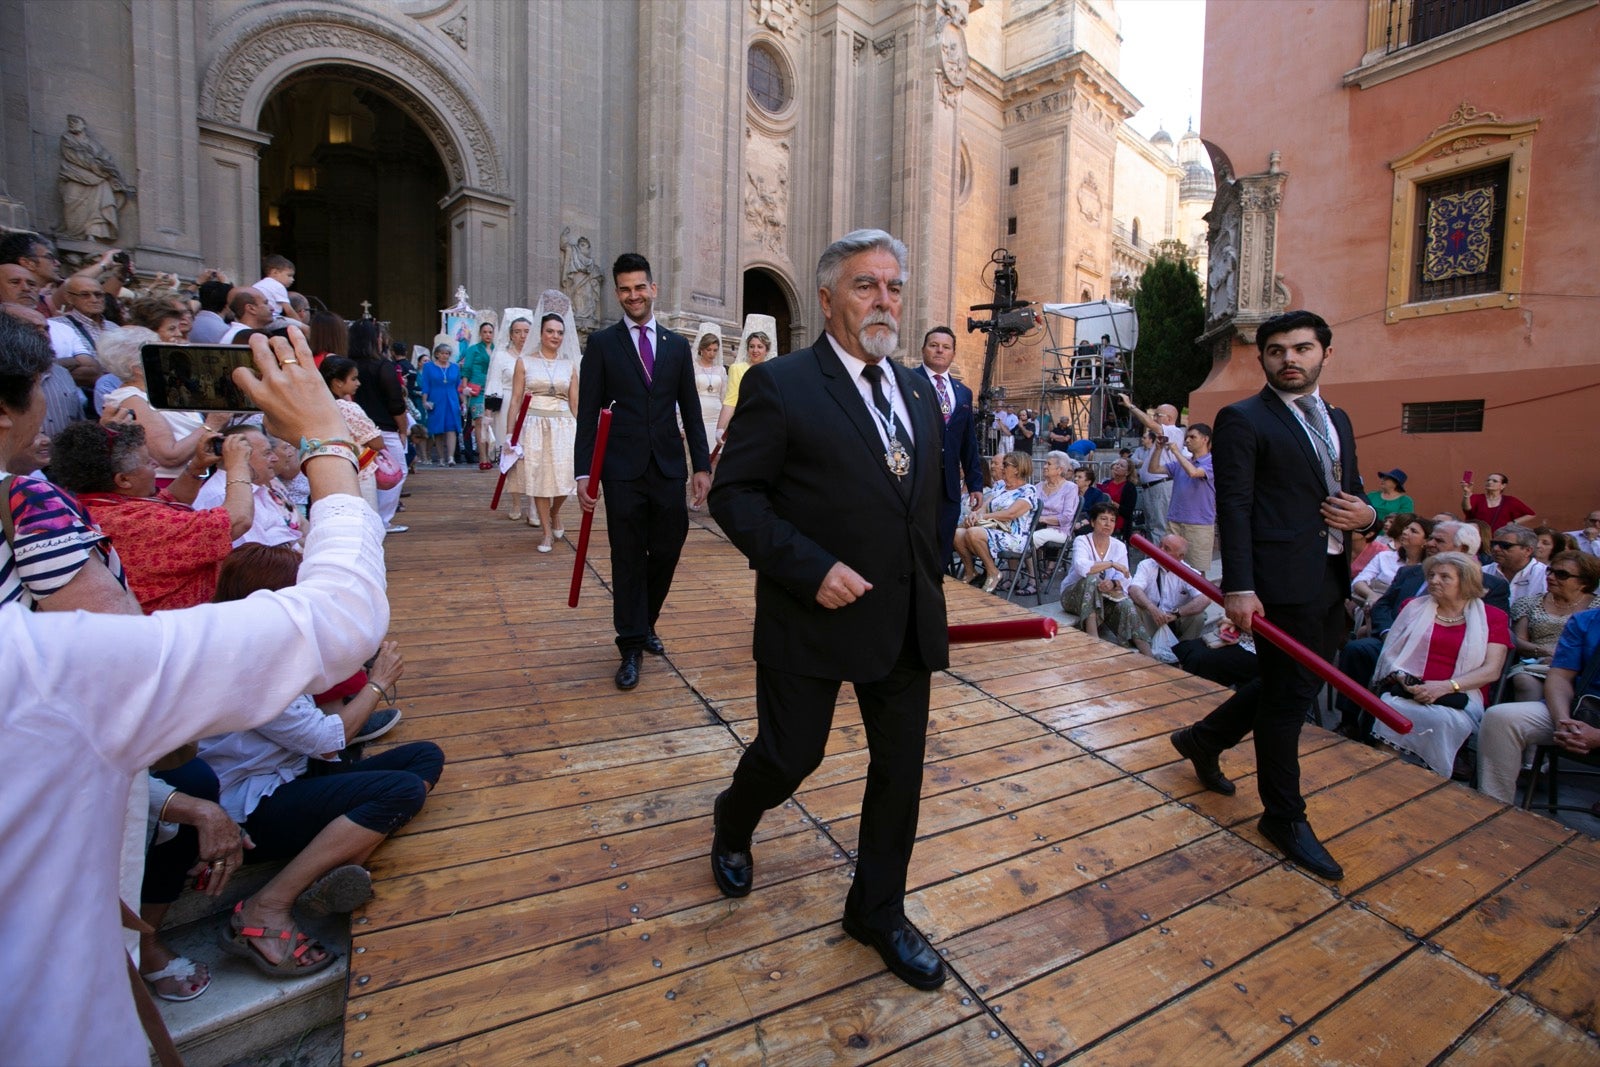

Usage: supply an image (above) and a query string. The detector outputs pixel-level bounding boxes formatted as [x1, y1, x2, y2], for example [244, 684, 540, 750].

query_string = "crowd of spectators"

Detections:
[1, 245, 444, 1060]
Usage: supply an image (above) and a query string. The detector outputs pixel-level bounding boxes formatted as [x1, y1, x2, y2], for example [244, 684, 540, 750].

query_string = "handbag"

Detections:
[484, 394, 503, 412]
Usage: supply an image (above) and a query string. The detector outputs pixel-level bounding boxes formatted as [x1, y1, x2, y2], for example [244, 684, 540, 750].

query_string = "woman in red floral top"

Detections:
[49, 420, 254, 612]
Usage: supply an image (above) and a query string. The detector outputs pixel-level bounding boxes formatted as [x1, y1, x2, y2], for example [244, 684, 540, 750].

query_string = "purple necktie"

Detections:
[934, 374, 952, 423]
[635, 324, 655, 382]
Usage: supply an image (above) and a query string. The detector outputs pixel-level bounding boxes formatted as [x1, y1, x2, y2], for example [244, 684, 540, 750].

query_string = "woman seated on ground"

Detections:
[1533, 526, 1576, 565]
[1352, 513, 1431, 617]
[94, 325, 225, 488]
[197, 545, 444, 977]
[46, 421, 252, 611]
[1059, 501, 1135, 641]
[1069, 467, 1109, 537]
[1031, 451, 1079, 550]
[1097, 457, 1137, 538]
[954, 450, 1038, 593]
[1503, 549, 1600, 702]
[1371, 551, 1511, 778]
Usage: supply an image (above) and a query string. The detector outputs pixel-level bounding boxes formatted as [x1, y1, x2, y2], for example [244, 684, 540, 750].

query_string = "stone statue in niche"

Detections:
[743, 162, 789, 254]
[1206, 191, 1242, 324]
[57, 115, 134, 242]
[560, 227, 602, 329]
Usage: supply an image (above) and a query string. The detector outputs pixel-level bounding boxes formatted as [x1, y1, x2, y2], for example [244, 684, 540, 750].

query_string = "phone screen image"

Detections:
[141, 344, 262, 413]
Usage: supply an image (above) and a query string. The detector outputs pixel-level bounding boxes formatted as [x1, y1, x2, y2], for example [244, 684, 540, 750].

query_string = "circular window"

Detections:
[747, 43, 789, 114]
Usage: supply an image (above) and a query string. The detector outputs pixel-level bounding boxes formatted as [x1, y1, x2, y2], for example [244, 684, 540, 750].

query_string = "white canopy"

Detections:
[1041, 300, 1139, 351]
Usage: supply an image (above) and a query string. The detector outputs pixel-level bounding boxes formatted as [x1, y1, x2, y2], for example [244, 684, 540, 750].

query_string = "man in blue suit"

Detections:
[914, 326, 984, 559]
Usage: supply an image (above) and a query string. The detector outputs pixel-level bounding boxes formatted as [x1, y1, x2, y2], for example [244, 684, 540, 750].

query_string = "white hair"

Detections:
[815, 229, 908, 294]
[95, 325, 160, 381]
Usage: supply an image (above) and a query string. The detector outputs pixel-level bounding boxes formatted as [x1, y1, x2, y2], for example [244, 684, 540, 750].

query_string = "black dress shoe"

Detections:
[841, 915, 947, 990]
[1171, 727, 1236, 796]
[614, 651, 642, 690]
[710, 790, 752, 898]
[1258, 816, 1344, 880]
[643, 631, 665, 656]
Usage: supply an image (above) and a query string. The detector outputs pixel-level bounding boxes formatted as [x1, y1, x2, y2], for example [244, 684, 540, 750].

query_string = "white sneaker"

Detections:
[385, 524, 409, 534]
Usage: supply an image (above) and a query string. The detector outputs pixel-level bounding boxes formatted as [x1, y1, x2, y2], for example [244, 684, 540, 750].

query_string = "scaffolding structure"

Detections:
[1038, 300, 1140, 447]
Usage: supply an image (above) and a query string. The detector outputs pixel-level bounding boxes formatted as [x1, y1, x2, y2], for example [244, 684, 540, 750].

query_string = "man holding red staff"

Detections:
[708, 230, 950, 989]
[1169, 310, 1380, 881]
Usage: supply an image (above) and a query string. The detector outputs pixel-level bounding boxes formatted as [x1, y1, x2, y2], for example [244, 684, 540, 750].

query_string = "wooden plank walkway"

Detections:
[344, 469, 1600, 1065]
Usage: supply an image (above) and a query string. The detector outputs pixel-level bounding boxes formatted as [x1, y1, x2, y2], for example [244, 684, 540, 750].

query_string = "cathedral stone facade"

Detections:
[0, 0, 1198, 400]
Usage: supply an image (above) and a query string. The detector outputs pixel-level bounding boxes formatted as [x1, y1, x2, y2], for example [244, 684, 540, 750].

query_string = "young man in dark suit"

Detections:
[574, 253, 711, 690]
[708, 230, 950, 990]
[914, 325, 984, 559]
[1169, 309, 1380, 881]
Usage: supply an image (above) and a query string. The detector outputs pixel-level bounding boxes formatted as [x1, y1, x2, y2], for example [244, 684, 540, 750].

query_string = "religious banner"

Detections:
[439, 286, 484, 364]
[1423, 186, 1494, 282]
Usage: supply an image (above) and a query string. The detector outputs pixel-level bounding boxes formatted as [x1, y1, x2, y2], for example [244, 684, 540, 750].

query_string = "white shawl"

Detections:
[1372, 596, 1488, 687]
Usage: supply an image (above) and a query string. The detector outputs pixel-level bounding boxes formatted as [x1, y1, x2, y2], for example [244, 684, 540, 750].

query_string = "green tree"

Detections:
[1130, 246, 1208, 412]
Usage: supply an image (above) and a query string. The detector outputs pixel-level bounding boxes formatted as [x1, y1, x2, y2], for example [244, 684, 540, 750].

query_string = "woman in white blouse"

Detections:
[1059, 500, 1137, 641]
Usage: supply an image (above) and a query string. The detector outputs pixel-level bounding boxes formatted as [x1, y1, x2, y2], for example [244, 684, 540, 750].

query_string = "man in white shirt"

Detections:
[1118, 393, 1186, 538]
[192, 425, 301, 547]
[220, 287, 274, 342]
[1484, 524, 1546, 603]
[1127, 532, 1209, 656]
[1568, 510, 1600, 557]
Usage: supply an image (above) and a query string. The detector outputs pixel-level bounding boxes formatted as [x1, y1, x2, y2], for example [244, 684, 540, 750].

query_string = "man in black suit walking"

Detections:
[575, 253, 711, 690]
[914, 326, 984, 559]
[708, 229, 950, 990]
[1169, 310, 1379, 881]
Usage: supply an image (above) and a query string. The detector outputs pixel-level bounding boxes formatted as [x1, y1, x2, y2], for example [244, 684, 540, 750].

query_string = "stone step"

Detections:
[146, 878, 348, 1067]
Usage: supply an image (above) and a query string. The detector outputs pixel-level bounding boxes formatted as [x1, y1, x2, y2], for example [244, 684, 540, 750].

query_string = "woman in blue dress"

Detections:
[418, 342, 463, 466]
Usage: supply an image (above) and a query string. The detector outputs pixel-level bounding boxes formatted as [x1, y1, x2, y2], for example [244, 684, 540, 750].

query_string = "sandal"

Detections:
[297, 864, 373, 917]
[219, 902, 336, 977]
[141, 956, 211, 1002]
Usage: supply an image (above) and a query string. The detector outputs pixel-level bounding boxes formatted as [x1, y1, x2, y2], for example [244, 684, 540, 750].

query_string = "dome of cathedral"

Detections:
[1150, 127, 1174, 157]
[1179, 159, 1215, 201]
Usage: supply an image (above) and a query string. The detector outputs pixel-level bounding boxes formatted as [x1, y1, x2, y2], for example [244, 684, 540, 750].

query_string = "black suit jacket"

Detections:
[914, 367, 984, 503]
[574, 317, 709, 482]
[1215, 386, 1377, 604]
[710, 335, 949, 682]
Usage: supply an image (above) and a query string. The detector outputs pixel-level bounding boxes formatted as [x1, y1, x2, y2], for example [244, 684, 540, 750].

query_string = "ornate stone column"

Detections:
[196, 120, 270, 283]
[1200, 150, 1290, 347]
[442, 188, 514, 326]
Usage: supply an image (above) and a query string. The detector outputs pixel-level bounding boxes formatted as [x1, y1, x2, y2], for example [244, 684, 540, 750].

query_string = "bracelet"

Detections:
[301, 448, 361, 473]
[297, 436, 359, 461]
[1449, 679, 1461, 693]
[226, 478, 252, 488]
[157, 791, 178, 823]
[365, 680, 395, 705]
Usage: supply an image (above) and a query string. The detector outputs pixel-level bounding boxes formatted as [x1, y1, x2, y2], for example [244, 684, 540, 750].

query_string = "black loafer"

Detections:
[710, 791, 752, 898]
[1258, 816, 1344, 880]
[614, 651, 642, 690]
[841, 915, 946, 990]
[643, 631, 665, 656]
[1171, 727, 1235, 796]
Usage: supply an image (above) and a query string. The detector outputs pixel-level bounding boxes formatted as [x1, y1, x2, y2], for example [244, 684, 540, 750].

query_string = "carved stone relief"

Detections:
[198, 8, 504, 194]
[751, 0, 800, 37]
[439, 13, 466, 49]
[935, 1, 969, 107]
[57, 115, 134, 241]
[1202, 151, 1288, 341]
[560, 226, 602, 330]
[1075, 172, 1102, 224]
[743, 129, 790, 255]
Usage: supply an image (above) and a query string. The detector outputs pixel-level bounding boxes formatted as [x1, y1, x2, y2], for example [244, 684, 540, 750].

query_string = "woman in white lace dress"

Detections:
[507, 291, 580, 551]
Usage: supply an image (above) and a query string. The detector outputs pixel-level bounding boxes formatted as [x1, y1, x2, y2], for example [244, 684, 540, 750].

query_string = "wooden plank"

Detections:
[1072, 904, 1412, 1064]
[992, 866, 1339, 1061]
[1513, 911, 1600, 1036]
[869, 1016, 1026, 1067]
[1439, 995, 1600, 1065]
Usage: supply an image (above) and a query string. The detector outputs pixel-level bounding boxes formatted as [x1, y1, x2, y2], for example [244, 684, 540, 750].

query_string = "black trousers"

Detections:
[1190, 554, 1346, 822]
[721, 630, 931, 932]
[936, 497, 960, 564]
[604, 459, 689, 651]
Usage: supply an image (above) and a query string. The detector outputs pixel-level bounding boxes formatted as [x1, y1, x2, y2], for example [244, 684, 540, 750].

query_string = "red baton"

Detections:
[1129, 534, 1411, 734]
[568, 406, 613, 608]
[948, 617, 1058, 643]
[489, 393, 534, 511]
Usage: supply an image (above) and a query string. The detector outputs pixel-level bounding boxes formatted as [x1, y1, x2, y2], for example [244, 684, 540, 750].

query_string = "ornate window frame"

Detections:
[1384, 105, 1537, 324]
[746, 37, 798, 130]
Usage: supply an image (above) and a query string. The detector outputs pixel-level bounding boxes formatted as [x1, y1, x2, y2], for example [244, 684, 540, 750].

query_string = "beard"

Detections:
[858, 311, 900, 361]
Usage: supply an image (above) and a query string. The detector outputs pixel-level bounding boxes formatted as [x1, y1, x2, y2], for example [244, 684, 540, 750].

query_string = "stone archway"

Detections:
[742, 266, 802, 355]
[195, 6, 510, 316]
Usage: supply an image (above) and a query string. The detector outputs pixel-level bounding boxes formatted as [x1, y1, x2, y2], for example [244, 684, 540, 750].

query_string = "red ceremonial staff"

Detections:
[568, 405, 614, 608]
[487, 393, 534, 512]
[948, 617, 1057, 644]
[1129, 534, 1412, 734]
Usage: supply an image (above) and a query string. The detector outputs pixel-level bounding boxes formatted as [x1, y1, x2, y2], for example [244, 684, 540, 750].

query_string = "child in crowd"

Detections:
[251, 254, 296, 321]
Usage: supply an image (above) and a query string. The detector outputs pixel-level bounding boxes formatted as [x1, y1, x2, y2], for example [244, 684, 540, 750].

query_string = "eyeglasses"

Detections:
[1549, 570, 1580, 581]
[1490, 540, 1519, 550]
[1587, 517, 1600, 525]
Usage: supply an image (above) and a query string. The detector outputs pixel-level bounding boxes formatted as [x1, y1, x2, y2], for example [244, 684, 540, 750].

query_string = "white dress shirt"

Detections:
[1131, 556, 1201, 613]
[0, 496, 387, 1066]
[826, 334, 915, 452]
[1486, 558, 1548, 604]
